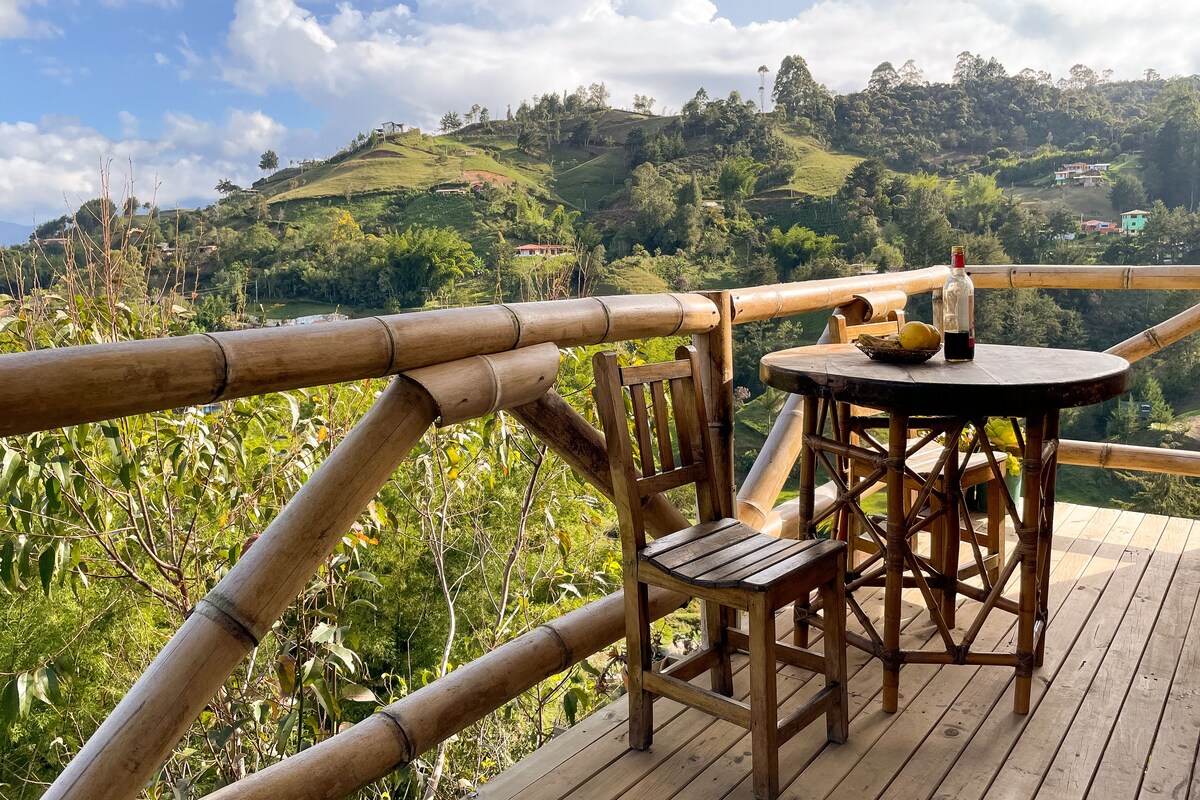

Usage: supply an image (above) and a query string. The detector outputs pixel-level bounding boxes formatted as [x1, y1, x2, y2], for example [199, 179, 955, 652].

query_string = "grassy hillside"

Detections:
[777, 131, 862, 197]
[258, 114, 866, 218]
[263, 130, 549, 204]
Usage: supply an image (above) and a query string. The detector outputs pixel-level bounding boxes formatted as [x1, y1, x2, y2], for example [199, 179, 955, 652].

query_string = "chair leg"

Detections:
[749, 593, 780, 800]
[626, 577, 653, 751]
[822, 552, 850, 744]
[702, 599, 734, 696]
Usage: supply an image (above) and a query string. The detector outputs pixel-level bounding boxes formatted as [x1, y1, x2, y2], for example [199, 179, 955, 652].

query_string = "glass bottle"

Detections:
[942, 245, 975, 361]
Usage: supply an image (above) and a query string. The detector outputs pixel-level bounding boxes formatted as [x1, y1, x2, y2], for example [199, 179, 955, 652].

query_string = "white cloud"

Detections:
[0, 0, 59, 38]
[217, 0, 1200, 137]
[118, 110, 139, 137]
[154, 51, 170, 65]
[0, 111, 289, 220]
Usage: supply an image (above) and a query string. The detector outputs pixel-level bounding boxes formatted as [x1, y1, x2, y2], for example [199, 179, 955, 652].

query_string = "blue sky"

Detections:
[1, 0, 1198, 223]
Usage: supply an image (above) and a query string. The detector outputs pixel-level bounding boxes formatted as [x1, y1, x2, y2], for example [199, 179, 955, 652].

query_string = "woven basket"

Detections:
[854, 341, 941, 364]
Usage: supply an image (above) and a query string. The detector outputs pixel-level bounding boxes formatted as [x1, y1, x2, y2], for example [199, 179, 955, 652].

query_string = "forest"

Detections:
[4, 51, 1200, 798]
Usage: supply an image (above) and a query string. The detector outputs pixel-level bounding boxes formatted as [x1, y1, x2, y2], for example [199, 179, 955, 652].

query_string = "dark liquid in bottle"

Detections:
[944, 331, 974, 361]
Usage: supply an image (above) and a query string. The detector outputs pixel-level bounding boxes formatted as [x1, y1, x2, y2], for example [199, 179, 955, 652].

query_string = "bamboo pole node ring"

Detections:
[1124, 267, 1134, 289]
[500, 303, 523, 346]
[541, 622, 574, 669]
[199, 332, 232, 402]
[1008, 267, 1016, 289]
[668, 293, 687, 335]
[376, 708, 417, 763]
[192, 598, 259, 648]
[371, 316, 398, 374]
[596, 298, 615, 341]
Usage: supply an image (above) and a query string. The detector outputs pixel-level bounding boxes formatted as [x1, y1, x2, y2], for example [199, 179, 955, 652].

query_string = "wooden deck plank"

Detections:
[1036, 514, 1193, 798]
[876, 503, 1119, 800]
[1138, 524, 1200, 800]
[971, 512, 1169, 800]
[923, 506, 1146, 800]
[833, 504, 1112, 800]
[1089, 519, 1200, 799]
[662, 590, 951, 799]
[474, 507, 1200, 800]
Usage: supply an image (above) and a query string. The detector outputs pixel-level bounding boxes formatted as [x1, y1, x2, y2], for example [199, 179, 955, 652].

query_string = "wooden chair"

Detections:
[594, 345, 848, 800]
[827, 295, 1005, 586]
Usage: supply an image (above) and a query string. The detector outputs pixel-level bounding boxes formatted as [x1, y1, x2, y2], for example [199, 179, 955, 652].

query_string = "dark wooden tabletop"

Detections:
[760, 343, 1130, 417]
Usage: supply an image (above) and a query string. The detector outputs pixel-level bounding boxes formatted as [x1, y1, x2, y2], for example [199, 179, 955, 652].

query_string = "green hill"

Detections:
[257, 113, 865, 217]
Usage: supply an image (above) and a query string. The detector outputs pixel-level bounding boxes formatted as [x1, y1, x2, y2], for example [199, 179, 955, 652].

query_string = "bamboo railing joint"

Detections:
[1124, 267, 1133, 289]
[193, 598, 259, 648]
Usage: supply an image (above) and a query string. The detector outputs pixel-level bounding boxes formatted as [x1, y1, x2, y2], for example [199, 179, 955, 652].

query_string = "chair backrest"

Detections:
[593, 345, 727, 552]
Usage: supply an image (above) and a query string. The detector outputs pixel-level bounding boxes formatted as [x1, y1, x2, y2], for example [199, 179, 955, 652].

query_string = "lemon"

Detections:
[897, 322, 941, 350]
[919, 322, 942, 348]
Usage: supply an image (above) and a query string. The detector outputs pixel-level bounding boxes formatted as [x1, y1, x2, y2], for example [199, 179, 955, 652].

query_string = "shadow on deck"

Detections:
[474, 503, 1200, 800]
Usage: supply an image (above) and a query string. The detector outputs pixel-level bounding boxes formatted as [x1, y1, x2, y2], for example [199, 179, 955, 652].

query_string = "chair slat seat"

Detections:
[644, 522, 836, 590]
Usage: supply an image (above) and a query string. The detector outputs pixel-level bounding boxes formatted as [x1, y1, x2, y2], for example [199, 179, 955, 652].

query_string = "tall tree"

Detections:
[771, 54, 834, 137]
[258, 149, 279, 172]
[1110, 172, 1147, 214]
[439, 110, 463, 132]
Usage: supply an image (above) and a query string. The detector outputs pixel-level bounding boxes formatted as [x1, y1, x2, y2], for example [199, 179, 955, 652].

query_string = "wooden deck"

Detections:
[474, 504, 1200, 800]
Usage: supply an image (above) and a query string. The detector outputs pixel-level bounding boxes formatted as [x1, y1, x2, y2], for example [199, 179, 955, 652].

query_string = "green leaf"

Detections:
[0, 679, 16, 732]
[16, 672, 32, 717]
[38, 546, 55, 596]
[562, 688, 578, 725]
[310, 622, 336, 644]
[338, 682, 378, 703]
[31, 667, 61, 705]
[0, 539, 14, 590]
[308, 676, 338, 719]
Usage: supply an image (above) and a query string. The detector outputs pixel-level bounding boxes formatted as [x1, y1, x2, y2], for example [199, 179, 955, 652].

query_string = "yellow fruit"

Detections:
[898, 322, 941, 350]
[920, 322, 942, 347]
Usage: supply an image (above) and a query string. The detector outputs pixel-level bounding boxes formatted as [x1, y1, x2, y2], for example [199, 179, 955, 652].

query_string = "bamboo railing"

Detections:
[13, 265, 1200, 800]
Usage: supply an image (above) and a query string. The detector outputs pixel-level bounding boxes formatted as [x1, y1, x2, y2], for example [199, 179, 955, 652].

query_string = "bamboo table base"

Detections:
[795, 396, 1057, 715]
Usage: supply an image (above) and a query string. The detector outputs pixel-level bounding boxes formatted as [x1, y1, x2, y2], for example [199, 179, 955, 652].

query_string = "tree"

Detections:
[587, 82, 611, 110]
[771, 54, 834, 136]
[439, 110, 463, 133]
[717, 156, 765, 206]
[258, 149, 279, 172]
[868, 61, 900, 93]
[215, 178, 241, 195]
[377, 226, 478, 308]
[1110, 172, 1147, 214]
[632, 94, 656, 115]
[479, 106, 491, 125]
[897, 59, 925, 85]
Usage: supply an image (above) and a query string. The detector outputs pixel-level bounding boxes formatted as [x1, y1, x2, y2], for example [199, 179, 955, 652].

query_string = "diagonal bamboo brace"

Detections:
[44, 344, 561, 800]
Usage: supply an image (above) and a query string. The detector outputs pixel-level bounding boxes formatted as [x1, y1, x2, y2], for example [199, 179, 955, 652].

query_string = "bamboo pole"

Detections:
[0, 294, 718, 437]
[967, 264, 1200, 290]
[509, 390, 691, 536]
[695, 290, 735, 516]
[204, 586, 687, 800]
[736, 393, 805, 529]
[1059, 439, 1200, 476]
[730, 267, 949, 323]
[44, 346, 561, 800]
[1105, 301, 1200, 363]
[758, 485, 840, 538]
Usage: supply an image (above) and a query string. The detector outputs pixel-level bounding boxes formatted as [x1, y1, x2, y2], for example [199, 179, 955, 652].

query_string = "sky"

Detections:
[2, 0, 1200, 223]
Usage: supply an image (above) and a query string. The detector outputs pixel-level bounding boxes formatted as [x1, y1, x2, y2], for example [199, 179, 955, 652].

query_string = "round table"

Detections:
[760, 343, 1129, 714]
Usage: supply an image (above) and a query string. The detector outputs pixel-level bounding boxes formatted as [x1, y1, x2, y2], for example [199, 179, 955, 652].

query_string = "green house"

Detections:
[1121, 209, 1150, 233]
